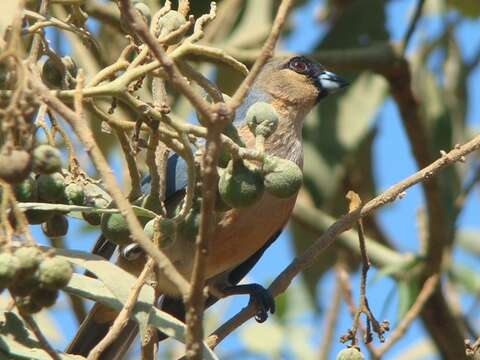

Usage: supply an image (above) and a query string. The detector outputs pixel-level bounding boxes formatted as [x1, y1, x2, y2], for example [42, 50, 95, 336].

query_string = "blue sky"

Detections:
[18, 0, 480, 359]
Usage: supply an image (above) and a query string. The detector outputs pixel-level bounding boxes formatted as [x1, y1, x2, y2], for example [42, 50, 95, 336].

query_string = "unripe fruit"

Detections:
[9, 272, 40, 297]
[141, 194, 163, 214]
[144, 218, 175, 248]
[155, 11, 187, 45]
[32, 145, 62, 174]
[14, 247, 43, 271]
[134, 2, 151, 24]
[31, 288, 59, 308]
[37, 172, 65, 202]
[82, 211, 101, 226]
[65, 183, 85, 206]
[263, 156, 303, 198]
[42, 213, 69, 238]
[218, 160, 264, 208]
[16, 295, 43, 314]
[0, 253, 20, 288]
[14, 175, 37, 202]
[25, 210, 54, 225]
[37, 257, 73, 290]
[336, 348, 364, 360]
[0, 149, 32, 184]
[177, 209, 200, 240]
[246, 102, 279, 138]
[41, 57, 64, 89]
[101, 213, 149, 245]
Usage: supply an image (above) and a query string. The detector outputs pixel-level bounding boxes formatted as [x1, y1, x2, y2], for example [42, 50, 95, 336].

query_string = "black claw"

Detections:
[222, 283, 275, 323]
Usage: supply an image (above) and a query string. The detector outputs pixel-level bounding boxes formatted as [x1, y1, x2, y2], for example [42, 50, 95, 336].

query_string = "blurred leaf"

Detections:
[336, 73, 387, 149]
[0, 312, 84, 360]
[272, 292, 288, 323]
[448, 263, 480, 294]
[372, 255, 423, 283]
[397, 279, 420, 321]
[239, 320, 283, 356]
[288, 324, 316, 360]
[456, 229, 480, 257]
[447, 0, 480, 17]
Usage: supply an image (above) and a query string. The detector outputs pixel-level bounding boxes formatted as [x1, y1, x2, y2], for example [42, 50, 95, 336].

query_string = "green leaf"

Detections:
[58, 250, 218, 359]
[336, 73, 387, 149]
[239, 320, 283, 356]
[456, 229, 480, 257]
[0, 312, 85, 360]
[18, 203, 157, 219]
[447, 0, 480, 17]
[396, 279, 420, 321]
[449, 263, 480, 294]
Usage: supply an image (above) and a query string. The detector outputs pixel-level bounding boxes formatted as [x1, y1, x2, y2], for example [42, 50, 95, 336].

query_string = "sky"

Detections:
[13, 0, 480, 359]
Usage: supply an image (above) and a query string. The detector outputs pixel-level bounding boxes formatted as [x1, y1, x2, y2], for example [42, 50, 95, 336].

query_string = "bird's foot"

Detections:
[222, 284, 275, 323]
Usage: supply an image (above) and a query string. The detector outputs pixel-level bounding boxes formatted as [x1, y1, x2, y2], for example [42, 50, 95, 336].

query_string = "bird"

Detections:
[66, 55, 347, 358]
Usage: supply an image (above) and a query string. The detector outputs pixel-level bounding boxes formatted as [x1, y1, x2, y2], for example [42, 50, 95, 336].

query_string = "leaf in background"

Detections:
[53, 247, 155, 340]
[456, 229, 480, 257]
[336, 73, 387, 149]
[0, 312, 85, 360]
[448, 263, 480, 294]
[239, 320, 283, 357]
[447, 0, 480, 17]
[396, 279, 420, 322]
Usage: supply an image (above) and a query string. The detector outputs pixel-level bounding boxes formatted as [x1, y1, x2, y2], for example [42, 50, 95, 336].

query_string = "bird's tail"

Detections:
[65, 303, 139, 359]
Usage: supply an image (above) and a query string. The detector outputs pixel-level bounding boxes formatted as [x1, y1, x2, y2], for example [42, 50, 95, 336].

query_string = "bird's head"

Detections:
[254, 55, 348, 106]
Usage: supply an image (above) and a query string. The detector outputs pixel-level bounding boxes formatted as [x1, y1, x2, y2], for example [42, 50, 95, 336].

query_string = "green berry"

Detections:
[218, 160, 264, 208]
[31, 288, 59, 308]
[246, 102, 279, 138]
[9, 271, 40, 297]
[336, 347, 364, 360]
[155, 10, 186, 45]
[37, 172, 65, 202]
[0, 149, 32, 184]
[144, 218, 175, 248]
[134, 2, 151, 24]
[65, 183, 85, 205]
[14, 175, 37, 202]
[25, 209, 54, 225]
[100, 213, 149, 245]
[32, 145, 62, 174]
[82, 211, 101, 226]
[14, 247, 43, 271]
[141, 194, 163, 214]
[37, 257, 73, 290]
[16, 295, 43, 314]
[41, 213, 69, 238]
[41, 57, 64, 89]
[263, 156, 303, 198]
[0, 253, 20, 288]
[177, 209, 200, 240]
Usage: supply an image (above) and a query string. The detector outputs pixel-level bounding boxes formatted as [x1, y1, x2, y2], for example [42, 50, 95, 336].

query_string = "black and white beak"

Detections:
[317, 70, 349, 93]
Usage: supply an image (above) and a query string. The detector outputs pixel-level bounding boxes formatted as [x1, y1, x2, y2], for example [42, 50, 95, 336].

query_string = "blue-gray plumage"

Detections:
[67, 56, 347, 358]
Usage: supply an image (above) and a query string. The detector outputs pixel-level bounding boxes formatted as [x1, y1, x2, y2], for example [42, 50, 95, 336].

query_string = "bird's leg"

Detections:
[217, 284, 275, 323]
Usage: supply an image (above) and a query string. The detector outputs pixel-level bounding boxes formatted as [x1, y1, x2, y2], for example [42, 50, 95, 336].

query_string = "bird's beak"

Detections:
[317, 71, 349, 93]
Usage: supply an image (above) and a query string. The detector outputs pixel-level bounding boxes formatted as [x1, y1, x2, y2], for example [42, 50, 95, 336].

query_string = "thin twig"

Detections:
[401, 0, 426, 54]
[18, 308, 61, 360]
[318, 276, 342, 360]
[184, 116, 225, 360]
[374, 274, 439, 357]
[87, 258, 155, 360]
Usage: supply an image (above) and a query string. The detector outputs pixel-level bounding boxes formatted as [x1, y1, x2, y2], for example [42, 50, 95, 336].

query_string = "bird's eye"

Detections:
[289, 58, 309, 74]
